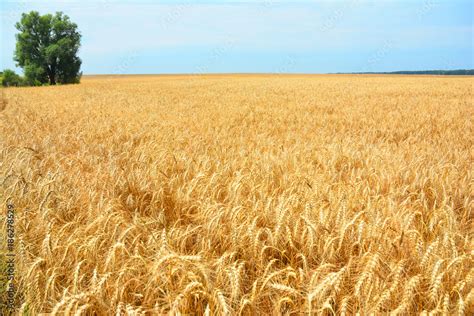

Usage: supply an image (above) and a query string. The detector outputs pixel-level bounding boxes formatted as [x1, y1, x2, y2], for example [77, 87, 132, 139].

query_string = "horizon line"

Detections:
[81, 69, 474, 76]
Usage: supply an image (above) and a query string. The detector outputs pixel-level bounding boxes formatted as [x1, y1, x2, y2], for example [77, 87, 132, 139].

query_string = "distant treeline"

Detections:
[348, 69, 474, 75]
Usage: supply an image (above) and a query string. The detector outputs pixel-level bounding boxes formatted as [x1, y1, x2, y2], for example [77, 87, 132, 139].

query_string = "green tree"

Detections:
[1, 69, 24, 87]
[14, 11, 82, 85]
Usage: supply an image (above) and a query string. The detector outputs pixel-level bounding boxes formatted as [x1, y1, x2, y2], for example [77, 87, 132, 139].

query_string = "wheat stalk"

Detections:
[1, 75, 470, 314]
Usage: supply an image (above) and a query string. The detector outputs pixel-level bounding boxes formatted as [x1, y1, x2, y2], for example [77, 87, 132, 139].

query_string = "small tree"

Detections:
[14, 11, 82, 85]
[2, 69, 24, 87]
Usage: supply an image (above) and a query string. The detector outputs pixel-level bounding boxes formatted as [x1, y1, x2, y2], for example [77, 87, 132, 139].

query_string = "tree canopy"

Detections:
[14, 11, 82, 85]
[2, 69, 24, 87]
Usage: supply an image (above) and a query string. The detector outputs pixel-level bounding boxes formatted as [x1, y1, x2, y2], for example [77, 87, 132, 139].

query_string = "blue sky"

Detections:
[1, 0, 472, 74]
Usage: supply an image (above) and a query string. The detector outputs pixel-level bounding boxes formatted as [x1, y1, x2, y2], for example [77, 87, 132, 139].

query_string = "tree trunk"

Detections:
[49, 74, 56, 85]
[48, 64, 56, 85]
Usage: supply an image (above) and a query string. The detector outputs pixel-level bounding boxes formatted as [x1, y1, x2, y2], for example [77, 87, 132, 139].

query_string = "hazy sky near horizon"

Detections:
[1, 0, 472, 74]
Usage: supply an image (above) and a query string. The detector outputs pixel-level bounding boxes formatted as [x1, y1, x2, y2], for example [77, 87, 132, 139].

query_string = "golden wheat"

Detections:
[0, 74, 473, 314]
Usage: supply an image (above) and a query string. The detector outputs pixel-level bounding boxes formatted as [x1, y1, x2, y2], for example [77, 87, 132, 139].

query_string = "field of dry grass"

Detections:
[0, 74, 473, 314]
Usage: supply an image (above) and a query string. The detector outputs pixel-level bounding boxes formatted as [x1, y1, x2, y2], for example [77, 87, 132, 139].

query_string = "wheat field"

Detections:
[0, 75, 473, 315]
